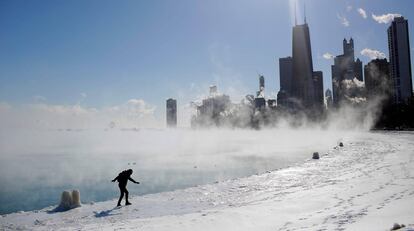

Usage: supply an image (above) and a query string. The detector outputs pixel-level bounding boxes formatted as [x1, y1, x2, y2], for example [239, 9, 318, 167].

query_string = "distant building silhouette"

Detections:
[354, 58, 364, 82]
[256, 75, 265, 98]
[364, 58, 392, 101]
[277, 90, 290, 108]
[209, 85, 218, 96]
[277, 57, 293, 108]
[325, 89, 333, 109]
[254, 98, 266, 110]
[255, 75, 266, 110]
[267, 99, 277, 109]
[312, 71, 324, 108]
[279, 57, 293, 94]
[331, 38, 364, 106]
[259, 75, 265, 89]
[388, 16, 413, 104]
[192, 86, 231, 127]
[166, 98, 177, 128]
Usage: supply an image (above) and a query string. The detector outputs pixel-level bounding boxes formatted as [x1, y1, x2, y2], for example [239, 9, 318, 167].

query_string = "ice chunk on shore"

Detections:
[55, 190, 81, 211]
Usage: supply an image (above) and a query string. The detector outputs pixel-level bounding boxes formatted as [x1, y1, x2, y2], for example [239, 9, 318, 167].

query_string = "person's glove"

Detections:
[136, 182, 140, 184]
[111, 179, 116, 182]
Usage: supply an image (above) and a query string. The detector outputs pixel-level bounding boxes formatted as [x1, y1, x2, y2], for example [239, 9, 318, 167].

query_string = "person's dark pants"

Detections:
[117, 184, 129, 206]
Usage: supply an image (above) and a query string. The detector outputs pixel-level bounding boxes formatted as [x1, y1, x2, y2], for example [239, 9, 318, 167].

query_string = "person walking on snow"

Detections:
[112, 169, 140, 206]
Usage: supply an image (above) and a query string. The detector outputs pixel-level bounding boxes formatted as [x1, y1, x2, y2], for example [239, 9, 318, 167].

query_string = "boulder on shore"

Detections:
[312, 152, 320, 159]
[390, 223, 405, 230]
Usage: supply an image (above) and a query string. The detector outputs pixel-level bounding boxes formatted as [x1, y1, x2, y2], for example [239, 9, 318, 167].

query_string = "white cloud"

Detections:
[30, 103, 95, 116]
[123, 99, 156, 118]
[357, 8, 367, 19]
[323, 52, 335, 60]
[372, 13, 401, 24]
[337, 14, 350, 27]
[360, 48, 386, 60]
[33, 95, 47, 102]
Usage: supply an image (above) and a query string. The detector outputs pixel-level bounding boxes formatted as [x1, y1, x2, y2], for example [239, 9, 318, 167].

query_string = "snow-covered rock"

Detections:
[55, 190, 81, 212]
[391, 223, 406, 230]
[71, 190, 81, 207]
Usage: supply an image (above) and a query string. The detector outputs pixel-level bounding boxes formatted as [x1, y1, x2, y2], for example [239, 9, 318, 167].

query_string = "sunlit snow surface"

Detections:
[1, 131, 414, 230]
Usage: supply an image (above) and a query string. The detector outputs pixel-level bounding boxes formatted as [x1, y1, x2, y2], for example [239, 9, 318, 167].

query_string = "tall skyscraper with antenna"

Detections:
[277, 3, 324, 111]
[291, 4, 316, 108]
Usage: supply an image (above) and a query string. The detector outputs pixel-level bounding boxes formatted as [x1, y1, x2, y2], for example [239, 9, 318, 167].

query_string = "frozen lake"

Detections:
[0, 129, 351, 214]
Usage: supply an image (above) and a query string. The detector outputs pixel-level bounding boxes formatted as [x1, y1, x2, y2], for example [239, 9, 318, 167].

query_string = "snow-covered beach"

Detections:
[1, 131, 414, 230]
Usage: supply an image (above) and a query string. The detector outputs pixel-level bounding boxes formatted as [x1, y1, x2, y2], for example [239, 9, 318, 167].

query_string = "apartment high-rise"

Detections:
[312, 71, 324, 107]
[166, 98, 177, 128]
[388, 16, 413, 104]
[279, 57, 293, 94]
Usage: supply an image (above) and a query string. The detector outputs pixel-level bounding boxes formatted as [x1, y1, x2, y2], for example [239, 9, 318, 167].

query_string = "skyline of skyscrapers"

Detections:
[175, 13, 413, 128]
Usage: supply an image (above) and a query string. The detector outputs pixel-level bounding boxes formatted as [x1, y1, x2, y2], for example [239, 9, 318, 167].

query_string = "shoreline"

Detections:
[1, 132, 414, 230]
[0, 147, 315, 216]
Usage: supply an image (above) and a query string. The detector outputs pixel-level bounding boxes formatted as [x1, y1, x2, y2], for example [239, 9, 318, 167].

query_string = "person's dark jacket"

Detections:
[112, 169, 139, 186]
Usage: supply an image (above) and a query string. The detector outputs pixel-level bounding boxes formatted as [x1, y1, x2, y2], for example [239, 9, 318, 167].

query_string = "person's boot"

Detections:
[125, 201, 131, 206]
[117, 194, 123, 207]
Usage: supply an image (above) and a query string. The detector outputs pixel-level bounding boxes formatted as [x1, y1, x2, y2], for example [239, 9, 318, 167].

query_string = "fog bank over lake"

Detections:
[0, 128, 356, 214]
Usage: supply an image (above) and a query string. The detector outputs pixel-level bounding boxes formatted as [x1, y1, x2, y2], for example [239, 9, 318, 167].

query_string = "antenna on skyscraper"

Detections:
[294, 1, 297, 25]
[304, 2, 307, 24]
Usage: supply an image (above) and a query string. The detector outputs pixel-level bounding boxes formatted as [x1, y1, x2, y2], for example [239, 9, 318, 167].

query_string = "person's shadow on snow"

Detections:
[93, 207, 122, 218]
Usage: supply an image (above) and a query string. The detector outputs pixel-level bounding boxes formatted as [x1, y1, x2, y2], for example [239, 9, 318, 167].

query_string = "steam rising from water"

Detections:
[0, 76, 387, 214]
[0, 128, 360, 214]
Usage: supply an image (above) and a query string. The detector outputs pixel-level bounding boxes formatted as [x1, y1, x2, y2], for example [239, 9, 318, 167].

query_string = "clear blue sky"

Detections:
[1, 0, 413, 116]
